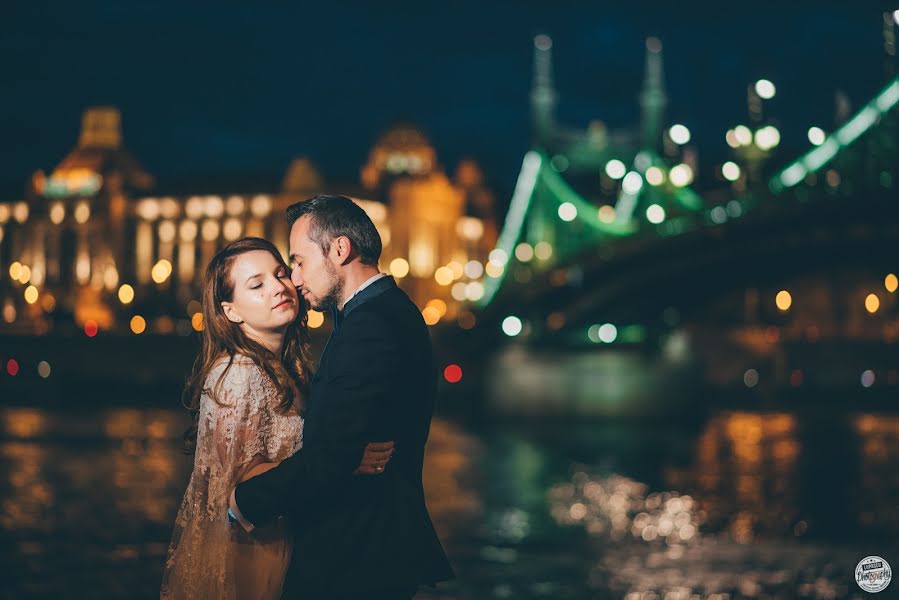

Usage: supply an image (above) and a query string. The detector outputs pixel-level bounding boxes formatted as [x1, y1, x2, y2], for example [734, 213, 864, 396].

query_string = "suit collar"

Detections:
[329, 275, 396, 331]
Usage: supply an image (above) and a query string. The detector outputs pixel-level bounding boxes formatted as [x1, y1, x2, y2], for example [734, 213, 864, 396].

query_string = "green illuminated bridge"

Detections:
[448, 37, 899, 416]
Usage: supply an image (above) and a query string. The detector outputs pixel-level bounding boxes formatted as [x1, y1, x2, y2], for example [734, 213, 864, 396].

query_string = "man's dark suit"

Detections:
[234, 275, 454, 598]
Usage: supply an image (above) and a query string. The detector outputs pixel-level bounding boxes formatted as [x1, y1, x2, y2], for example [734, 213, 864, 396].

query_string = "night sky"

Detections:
[2, 2, 893, 203]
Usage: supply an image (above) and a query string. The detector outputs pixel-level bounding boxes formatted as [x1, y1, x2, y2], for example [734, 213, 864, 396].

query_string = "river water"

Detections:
[1, 405, 896, 599]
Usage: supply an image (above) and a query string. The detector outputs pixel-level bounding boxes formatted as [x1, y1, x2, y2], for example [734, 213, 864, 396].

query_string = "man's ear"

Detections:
[221, 302, 243, 324]
[332, 236, 353, 265]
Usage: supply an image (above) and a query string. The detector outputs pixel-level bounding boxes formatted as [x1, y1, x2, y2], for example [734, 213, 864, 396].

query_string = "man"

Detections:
[230, 195, 454, 599]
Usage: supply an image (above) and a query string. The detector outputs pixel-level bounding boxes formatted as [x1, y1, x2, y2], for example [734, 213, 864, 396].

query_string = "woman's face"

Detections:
[221, 250, 299, 342]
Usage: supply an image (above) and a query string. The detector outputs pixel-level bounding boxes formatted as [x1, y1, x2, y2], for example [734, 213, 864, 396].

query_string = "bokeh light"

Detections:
[9, 261, 22, 281]
[645, 166, 665, 186]
[444, 364, 463, 383]
[426, 298, 448, 318]
[646, 204, 666, 224]
[389, 258, 409, 278]
[502, 316, 523, 337]
[598, 323, 618, 343]
[464, 260, 484, 279]
[622, 171, 643, 194]
[861, 370, 875, 388]
[118, 284, 135, 304]
[422, 306, 441, 326]
[84, 320, 99, 337]
[604, 159, 626, 179]
[734, 125, 753, 146]
[755, 125, 781, 150]
[484, 260, 505, 279]
[558, 202, 577, 222]
[488, 249, 508, 266]
[130, 315, 147, 334]
[307, 310, 324, 328]
[668, 124, 691, 145]
[151, 259, 173, 284]
[807, 127, 826, 146]
[534, 241, 553, 261]
[865, 293, 880, 313]
[744, 369, 759, 388]
[447, 261, 464, 280]
[465, 282, 484, 301]
[598, 205, 616, 224]
[776, 290, 792, 311]
[515, 243, 534, 262]
[669, 164, 693, 187]
[434, 267, 454, 286]
[722, 161, 741, 182]
[755, 79, 776, 99]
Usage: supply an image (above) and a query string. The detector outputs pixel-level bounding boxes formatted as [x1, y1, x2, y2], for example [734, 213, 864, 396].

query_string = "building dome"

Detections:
[361, 123, 437, 189]
[38, 107, 154, 198]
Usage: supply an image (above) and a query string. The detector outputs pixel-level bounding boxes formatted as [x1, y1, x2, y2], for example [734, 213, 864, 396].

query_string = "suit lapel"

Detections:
[309, 276, 396, 387]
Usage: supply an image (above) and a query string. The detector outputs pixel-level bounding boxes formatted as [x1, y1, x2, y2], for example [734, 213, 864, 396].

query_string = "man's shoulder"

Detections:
[346, 285, 416, 321]
[339, 288, 427, 345]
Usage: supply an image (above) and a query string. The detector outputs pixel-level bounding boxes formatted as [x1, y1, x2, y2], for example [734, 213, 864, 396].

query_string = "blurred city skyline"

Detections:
[1, 3, 891, 202]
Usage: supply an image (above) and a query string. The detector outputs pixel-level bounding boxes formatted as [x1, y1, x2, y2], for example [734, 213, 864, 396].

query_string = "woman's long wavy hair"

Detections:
[182, 237, 312, 452]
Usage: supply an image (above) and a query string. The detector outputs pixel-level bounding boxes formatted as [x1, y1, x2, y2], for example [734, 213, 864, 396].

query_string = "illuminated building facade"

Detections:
[0, 110, 496, 335]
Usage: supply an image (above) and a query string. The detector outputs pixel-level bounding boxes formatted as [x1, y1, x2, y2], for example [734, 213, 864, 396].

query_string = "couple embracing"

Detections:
[160, 195, 454, 599]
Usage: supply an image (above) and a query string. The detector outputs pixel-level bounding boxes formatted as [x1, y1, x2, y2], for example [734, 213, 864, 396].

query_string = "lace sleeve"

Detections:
[201, 358, 272, 482]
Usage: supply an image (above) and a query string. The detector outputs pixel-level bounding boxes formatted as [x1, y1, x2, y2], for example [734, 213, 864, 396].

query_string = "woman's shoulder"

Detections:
[205, 354, 266, 394]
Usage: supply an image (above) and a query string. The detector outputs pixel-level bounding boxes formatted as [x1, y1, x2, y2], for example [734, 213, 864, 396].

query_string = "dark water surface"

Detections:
[1, 405, 897, 599]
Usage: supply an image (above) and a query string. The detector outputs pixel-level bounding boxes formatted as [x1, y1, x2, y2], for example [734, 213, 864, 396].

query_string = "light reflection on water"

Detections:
[1, 407, 897, 599]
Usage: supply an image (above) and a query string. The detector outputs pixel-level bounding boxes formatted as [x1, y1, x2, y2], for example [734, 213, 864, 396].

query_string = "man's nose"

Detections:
[291, 267, 303, 288]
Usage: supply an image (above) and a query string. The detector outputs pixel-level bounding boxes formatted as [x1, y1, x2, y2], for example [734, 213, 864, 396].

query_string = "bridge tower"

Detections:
[639, 37, 668, 152]
[530, 34, 557, 148]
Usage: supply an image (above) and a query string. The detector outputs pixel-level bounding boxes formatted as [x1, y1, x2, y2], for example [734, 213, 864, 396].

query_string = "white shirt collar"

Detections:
[345, 272, 388, 304]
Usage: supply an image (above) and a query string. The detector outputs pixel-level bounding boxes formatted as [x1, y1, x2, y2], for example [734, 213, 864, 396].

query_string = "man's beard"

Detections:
[310, 262, 344, 312]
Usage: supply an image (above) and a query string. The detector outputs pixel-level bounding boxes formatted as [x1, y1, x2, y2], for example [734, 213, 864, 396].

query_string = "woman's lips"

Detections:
[273, 299, 293, 309]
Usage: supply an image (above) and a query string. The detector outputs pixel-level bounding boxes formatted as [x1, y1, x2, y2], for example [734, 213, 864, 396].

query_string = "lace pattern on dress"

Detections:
[160, 356, 303, 599]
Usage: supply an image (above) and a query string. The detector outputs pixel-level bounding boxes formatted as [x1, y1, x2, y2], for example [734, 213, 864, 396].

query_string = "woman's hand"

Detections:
[354, 440, 395, 475]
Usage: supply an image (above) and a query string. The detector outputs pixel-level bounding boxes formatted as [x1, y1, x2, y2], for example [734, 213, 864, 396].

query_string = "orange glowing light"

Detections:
[865, 294, 880, 314]
[775, 290, 792, 311]
[422, 306, 441, 326]
[307, 310, 324, 329]
[130, 315, 147, 335]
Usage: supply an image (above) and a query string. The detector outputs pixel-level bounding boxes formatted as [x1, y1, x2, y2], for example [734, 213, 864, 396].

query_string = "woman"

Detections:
[160, 238, 393, 599]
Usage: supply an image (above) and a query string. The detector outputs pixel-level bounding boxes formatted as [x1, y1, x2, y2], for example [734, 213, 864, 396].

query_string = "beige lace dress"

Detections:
[160, 356, 303, 599]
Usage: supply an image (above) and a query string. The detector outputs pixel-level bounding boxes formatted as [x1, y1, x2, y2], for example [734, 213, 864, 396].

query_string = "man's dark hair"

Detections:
[286, 195, 382, 266]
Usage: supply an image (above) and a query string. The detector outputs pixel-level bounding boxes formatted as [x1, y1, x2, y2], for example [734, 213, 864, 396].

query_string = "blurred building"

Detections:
[0, 109, 496, 335]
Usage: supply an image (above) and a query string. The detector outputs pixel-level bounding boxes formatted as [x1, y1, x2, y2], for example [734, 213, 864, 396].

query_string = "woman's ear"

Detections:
[221, 301, 243, 324]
